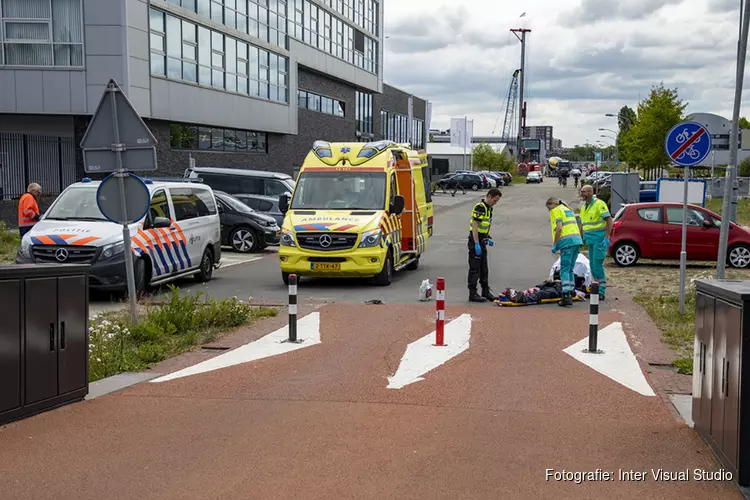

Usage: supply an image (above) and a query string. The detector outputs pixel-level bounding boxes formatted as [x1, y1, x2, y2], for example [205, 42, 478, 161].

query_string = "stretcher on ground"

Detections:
[495, 296, 584, 307]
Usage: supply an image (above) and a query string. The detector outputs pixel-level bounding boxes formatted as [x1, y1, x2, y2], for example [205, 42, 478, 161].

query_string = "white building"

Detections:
[426, 141, 510, 174]
[685, 113, 750, 166]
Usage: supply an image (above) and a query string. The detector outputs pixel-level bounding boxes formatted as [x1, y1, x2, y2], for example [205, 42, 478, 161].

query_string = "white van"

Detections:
[16, 178, 222, 294]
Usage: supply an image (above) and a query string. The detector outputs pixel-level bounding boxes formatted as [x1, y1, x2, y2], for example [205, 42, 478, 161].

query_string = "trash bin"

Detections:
[693, 280, 750, 487]
[0, 264, 89, 426]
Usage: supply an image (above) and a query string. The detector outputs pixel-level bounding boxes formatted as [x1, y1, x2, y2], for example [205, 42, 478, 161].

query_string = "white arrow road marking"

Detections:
[563, 322, 655, 397]
[387, 314, 472, 389]
[150, 313, 321, 383]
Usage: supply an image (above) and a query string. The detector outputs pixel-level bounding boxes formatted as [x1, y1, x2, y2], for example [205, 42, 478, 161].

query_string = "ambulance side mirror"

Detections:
[279, 193, 290, 214]
[391, 195, 405, 215]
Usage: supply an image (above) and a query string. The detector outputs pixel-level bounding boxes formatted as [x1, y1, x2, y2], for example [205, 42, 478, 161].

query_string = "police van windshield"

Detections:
[44, 186, 108, 221]
[291, 171, 386, 210]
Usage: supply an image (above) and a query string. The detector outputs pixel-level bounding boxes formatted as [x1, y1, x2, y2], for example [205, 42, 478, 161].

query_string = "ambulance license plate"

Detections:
[311, 263, 340, 270]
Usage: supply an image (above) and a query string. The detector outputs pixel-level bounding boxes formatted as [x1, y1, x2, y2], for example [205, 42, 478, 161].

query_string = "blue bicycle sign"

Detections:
[664, 121, 712, 167]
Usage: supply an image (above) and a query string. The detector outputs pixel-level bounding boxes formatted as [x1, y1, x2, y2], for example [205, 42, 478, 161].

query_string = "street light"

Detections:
[600, 131, 620, 171]
[605, 113, 634, 172]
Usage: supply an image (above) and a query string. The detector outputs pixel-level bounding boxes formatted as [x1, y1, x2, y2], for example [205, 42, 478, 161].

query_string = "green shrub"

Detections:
[88, 287, 277, 382]
[740, 157, 750, 177]
[0, 221, 20, 264]
[596, 187, 612, 206]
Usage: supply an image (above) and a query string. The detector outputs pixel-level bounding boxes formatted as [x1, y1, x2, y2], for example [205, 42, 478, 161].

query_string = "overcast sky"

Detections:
[381, 0, 744, 147]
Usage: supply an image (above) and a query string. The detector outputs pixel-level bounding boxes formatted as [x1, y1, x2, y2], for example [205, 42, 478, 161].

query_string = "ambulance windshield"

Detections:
[291, 171, 386, 210]
[45, 186, 108, 221]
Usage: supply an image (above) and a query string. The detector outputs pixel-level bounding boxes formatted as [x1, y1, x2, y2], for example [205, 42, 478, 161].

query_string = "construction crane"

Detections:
[501, 69, 521, 144]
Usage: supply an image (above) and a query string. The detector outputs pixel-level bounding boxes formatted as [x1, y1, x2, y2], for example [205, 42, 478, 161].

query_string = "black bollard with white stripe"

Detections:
[288, 274, 298, 342]
[584, 282, 603, 354]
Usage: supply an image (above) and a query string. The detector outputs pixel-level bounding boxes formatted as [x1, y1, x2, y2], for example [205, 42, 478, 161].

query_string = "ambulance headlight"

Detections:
[358, 229, 382, 248]
[19, 236, 32, 259]
[100, 241, 125, 260]
[280, 228, 296, 247]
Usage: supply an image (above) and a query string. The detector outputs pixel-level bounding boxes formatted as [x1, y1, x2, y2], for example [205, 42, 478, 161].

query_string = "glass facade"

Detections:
[297, 90, 344, 117]
[355, 90, 372, 136]
[319, 0, 378, 35]
[381, 110, 425, 149]
[169, 122, 267, 152]
[0, 0, 84, 67]
[290, 0, 377, 74]
[150, 8, 289, 103]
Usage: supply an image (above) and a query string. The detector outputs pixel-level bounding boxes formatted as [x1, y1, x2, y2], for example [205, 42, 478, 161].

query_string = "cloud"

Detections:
[382, 0, 748, 146]
[708, 0, 739, 13]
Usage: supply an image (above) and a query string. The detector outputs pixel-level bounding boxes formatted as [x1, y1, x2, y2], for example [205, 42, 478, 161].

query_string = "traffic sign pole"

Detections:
[664, 121, 712, 315]
[107, 84, 139, 323]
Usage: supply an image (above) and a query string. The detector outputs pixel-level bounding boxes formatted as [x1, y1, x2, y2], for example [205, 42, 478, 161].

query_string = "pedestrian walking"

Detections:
[546, 197, 583, 307]
[18, 183, 41, 238]
[578, 185, 613, 300]
[468, 188, 502, 303]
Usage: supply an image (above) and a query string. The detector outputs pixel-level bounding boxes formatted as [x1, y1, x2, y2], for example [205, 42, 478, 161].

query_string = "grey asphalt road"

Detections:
[142, 181, 586, 306]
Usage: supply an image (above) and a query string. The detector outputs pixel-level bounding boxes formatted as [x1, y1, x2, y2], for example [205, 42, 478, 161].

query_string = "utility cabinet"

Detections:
[694, 280, 750, 487]
[0, 264, 89, 426]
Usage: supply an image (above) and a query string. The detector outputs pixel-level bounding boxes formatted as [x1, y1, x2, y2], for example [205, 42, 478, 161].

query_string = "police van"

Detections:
[16, 178, 222, 295]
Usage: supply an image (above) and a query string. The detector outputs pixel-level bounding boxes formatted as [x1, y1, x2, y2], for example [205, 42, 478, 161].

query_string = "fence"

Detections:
[0, 133, 77, 200]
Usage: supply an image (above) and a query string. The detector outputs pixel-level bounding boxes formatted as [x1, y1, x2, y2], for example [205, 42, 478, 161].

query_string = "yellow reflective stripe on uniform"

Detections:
[468, 202, 492, 234]
[580, 198, 609, 232]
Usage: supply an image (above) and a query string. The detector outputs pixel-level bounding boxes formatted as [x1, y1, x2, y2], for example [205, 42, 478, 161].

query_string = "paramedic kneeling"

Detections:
[546, 197, 583, 307]
[578, 185, 613, 300]
[468, 188, 502, 303]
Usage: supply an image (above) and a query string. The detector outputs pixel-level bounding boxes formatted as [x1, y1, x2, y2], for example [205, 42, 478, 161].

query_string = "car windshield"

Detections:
[291, 171, 386, 210]
[218, 194, 255, 214]
[44, 186, 109, 221]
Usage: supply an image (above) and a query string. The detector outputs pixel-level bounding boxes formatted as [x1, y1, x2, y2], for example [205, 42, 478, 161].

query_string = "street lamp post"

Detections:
[606, 113, 635, 173]
[600, 128, 619, 172]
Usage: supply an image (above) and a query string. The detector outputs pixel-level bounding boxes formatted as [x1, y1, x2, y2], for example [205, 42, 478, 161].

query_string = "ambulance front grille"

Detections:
[32, 245, 99, 264]
[297, 232, 358, 251]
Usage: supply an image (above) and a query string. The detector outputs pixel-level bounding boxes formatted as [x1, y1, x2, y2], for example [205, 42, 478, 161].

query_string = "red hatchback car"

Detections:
[609, 202, 750, 268]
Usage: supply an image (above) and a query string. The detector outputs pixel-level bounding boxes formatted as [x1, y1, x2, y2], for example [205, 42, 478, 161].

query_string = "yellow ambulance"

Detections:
[277, 140, 433, 286]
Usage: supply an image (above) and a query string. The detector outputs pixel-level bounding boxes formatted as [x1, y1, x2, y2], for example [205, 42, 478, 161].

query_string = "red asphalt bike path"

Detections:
[0, 304, 742, 500]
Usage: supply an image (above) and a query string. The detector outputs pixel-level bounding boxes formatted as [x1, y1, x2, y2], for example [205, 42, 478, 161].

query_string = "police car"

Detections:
[16, 178, 222, 294]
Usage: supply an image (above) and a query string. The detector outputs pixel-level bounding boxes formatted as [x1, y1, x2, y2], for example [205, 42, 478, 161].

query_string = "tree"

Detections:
[740, 156, 750, 177]
[472, 143, 515, 172]
[739, 117, 750, 129]
[620, 83, 687, 179]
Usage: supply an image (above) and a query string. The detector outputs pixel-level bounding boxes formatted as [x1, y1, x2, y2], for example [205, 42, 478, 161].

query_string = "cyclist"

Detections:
[573, 169, 581, 189]
[558, 165, 570, 187]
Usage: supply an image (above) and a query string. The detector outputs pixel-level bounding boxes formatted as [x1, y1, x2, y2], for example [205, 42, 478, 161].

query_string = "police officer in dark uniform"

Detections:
[468, 187, 503, 302]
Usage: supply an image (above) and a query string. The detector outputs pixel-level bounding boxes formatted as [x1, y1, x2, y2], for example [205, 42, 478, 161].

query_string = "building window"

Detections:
[355, 90, 372, 136]
[380, 110, 412, 144]
[0, 0, 83, 67]
[169, 122, 267, 153]
[298, 90, 344, 117]
[150, 8, 289, 103]
[289, 0, 378, 74]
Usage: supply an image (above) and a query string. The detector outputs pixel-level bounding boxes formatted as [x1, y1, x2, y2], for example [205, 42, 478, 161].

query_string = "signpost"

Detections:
[80, 79, 158, 322]
[664, 121, 712, 315]
[595, 151, 601, 169]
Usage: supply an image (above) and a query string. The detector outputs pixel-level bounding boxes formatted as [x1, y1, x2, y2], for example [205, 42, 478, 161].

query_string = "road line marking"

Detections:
[219, 256, 263, 269]
[387, 314, 472, 389]
[563, 322, 655, 397]
[150, 313, 321, 383]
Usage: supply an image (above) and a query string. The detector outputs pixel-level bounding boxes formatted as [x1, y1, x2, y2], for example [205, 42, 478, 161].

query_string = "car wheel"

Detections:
[471, 184, 479, 191]
[372, 249, 393, 286]
[230, 227, 260, 253]
[194, 247, 214, 282]
[129, 257, 149, 299]
[728, 244, 750, 268]
[613, 242, 640, 267]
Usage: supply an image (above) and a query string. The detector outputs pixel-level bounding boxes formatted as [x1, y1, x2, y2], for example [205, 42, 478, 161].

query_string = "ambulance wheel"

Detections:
[281, 272, 290, 285]
[194, 247, 214, 283]
[405, 256, 420, 271]
[373, 250, 393, 286]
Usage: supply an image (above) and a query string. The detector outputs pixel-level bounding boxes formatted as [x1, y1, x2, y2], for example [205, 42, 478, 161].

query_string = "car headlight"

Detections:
[19, 236, 32, 259]
[358, 229, 382, 248]
[280, 228, 296, 247]
[262, 219, 276, 227]
[100, 241, 125, 260]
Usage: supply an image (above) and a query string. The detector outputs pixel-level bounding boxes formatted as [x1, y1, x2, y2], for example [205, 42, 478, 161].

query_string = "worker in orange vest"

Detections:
[18, 183, 42, 237]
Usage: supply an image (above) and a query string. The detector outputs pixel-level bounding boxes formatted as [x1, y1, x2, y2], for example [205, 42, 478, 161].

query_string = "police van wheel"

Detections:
[373, 251, 393, 286]
[194, 247, 214, 283]
[131, 258, 148, 298]
[405, 256, 420, 271]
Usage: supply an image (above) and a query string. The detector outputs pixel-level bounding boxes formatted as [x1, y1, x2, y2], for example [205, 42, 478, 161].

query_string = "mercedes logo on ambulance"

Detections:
[55, 248, 69, 262]
[318, 234, 332, 248]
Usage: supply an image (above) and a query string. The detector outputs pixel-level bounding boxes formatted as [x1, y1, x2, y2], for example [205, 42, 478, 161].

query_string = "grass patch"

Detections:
[0, 222, 20, 264]
[706, 197, 750, 226]
[634, 292, 696, 374]
[88, 285, 277, 382]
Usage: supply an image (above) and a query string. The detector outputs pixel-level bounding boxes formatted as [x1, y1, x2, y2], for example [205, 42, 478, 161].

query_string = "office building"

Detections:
[522, 125, 553, 151]
[0, 0, 427, 206]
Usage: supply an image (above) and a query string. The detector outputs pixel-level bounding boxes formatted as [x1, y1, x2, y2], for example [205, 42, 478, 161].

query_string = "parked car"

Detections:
[609, 202, 750, 268]
[496, 172, 513, 185]
[232, 193, 285, 226]
[185, 167, 295, 198]
[526, 171, 543, 184]
[478, 171, 502, 187]
[214, 191, 280, 252]
[437, 173, 485, 191]
[639, 181, 657, 202]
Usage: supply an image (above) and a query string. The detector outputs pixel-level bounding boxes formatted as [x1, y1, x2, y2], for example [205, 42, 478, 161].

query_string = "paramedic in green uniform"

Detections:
[578, 185, 613, 300]
[546, 197, 583, 307]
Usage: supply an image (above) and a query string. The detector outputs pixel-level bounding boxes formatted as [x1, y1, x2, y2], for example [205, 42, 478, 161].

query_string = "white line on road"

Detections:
[387, 314, 472, 389]
[150, 313, 321, 383]
[219, 256, 263, 268]
[563, 322, 655, 397]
